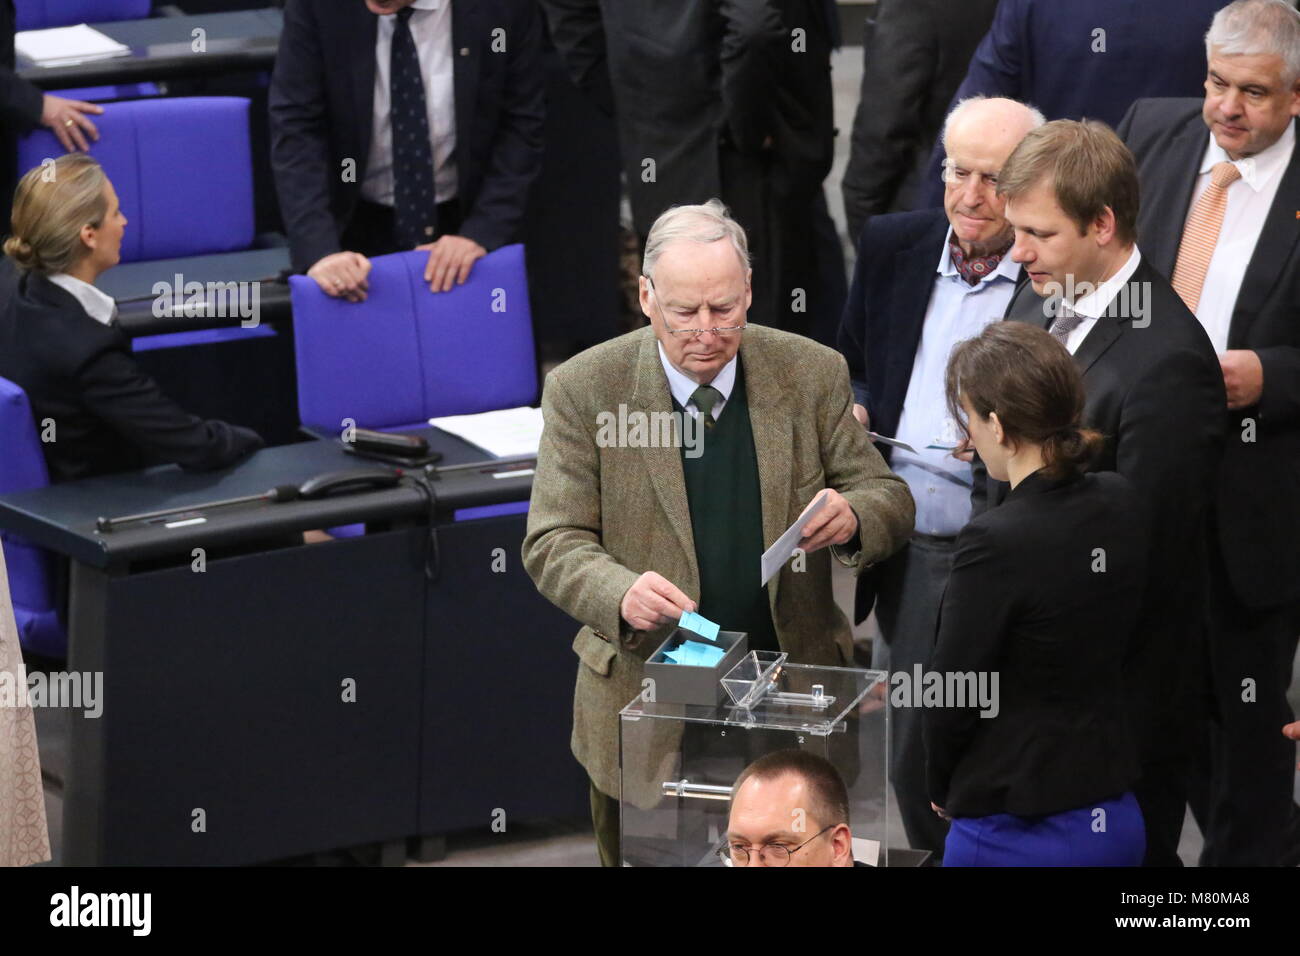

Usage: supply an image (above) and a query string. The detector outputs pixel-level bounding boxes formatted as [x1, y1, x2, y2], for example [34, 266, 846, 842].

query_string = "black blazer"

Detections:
[542, 0, 837, 234]
[1001, 257, 1225, 740]
[925, 470, 1146, 818]
[0, 271, 263, 482]
[1118, 98, 1300, 610]
[837, 207, 1023, 621]
[268, 0, 546, 273]
[1, 0, 45, 226]
[840, 0, 998, 241]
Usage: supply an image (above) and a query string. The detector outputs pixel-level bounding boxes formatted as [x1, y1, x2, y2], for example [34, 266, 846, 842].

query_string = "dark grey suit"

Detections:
[1118, 97, 1300, 866]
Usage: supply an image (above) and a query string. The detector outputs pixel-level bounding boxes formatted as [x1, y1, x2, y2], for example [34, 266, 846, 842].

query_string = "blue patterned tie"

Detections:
[391, 6, 437, 248]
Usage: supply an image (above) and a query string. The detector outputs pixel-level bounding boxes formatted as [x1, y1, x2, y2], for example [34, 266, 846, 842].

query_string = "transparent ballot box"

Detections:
[619, 650, 891, 866]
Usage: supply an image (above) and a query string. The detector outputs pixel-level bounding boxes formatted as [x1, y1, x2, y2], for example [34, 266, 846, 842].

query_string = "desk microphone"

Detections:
[96, 485, 301, 533]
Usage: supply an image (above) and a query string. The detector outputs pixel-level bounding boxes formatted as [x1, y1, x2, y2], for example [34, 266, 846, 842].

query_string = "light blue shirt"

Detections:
[892, 229, 1020, 536]
[657, 342, 738, 419]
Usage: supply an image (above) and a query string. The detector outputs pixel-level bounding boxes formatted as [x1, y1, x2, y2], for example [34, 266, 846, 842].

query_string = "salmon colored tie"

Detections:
[1171, 161, 1242, 314]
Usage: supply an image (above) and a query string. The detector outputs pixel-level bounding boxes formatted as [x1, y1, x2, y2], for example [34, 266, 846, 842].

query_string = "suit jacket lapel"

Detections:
[737, 332, 793, 608]
[629, 332, 698, 586]
[354, 10, 380, 168]
[1144, 118, 1207, 278]
[1006, 275, 1126, 377]
[882, 217, 949, 419]
[1231, 119, 1300, 344]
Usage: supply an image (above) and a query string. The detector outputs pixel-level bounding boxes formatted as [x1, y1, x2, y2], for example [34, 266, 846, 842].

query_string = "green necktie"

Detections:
[691, 385, 722, 429]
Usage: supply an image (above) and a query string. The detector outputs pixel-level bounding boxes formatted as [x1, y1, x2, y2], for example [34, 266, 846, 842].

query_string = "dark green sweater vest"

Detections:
[674, 361, 779, 653]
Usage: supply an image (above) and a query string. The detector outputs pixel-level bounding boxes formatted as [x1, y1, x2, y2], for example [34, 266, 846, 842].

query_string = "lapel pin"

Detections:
[459, 47, 469, 56]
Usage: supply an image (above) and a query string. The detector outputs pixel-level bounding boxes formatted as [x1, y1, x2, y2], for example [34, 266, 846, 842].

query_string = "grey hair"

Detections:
[641, 199, 750, 281]
[941, 95, 1047, 155]
[1206, 0, 1300, 86]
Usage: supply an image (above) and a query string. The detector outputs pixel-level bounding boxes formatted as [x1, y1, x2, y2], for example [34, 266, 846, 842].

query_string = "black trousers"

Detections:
[340, 197, 464, 259]
[874, 534, 956, 862]
[1188, 540, 1300, 867]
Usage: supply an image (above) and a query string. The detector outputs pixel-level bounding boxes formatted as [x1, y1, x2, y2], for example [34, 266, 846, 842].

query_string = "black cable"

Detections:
[403, 463, 441, 583]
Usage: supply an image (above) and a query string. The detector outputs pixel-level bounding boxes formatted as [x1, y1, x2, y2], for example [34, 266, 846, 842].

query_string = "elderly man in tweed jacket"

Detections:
[523, 200, 914, 866]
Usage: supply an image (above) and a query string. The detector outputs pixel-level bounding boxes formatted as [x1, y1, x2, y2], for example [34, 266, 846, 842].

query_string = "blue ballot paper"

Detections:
[678, 610, 721, 642]
[663, 640, 727, 667]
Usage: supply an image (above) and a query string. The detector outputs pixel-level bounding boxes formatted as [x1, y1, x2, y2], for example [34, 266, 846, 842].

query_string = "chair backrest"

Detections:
[17, 96, 254, 262]
[0, 377, 65, 657]
[291, 245, 538, 431]
[16, 0, 151, 31]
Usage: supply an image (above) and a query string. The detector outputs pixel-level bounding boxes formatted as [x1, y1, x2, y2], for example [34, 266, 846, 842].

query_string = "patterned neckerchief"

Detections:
[948, 233, 1013, 286]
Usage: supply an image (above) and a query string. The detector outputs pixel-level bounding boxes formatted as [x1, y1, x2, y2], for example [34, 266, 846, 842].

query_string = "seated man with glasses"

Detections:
[724, 749, 859, 867]
[524, 199, 914, 866]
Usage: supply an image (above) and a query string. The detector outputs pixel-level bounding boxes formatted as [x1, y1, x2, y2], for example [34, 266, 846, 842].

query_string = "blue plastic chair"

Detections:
[15, 0, 151, 30]
[291, 245, 538, 528]
[18, 96, 279, 351]
[0, 378, 65, 657]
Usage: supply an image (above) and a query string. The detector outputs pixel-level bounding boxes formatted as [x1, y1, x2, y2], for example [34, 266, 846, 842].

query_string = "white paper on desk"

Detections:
[428, 406, 544, 459]
[16, 24, 130, 66]
[760, 491, 828, 585]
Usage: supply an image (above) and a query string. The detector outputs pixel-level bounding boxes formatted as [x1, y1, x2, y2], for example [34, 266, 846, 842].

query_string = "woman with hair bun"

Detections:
[923, 320, 1148, 866]
[0, 154, 262, 481]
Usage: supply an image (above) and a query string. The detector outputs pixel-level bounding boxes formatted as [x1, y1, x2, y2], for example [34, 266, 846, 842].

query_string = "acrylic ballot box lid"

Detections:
[621, 651, 885, 734]
[619, 654, 892, 866]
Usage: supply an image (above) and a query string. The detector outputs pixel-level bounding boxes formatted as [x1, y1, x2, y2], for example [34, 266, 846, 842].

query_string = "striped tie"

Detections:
[1171, 161, 1242, 314]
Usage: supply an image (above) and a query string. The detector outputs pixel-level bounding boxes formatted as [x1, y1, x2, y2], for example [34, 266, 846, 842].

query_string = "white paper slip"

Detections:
[760, 492, 828, 585]
[868, 431, 917, 454]
[16, 24, 131, 66]
[429, 406, 544, 459]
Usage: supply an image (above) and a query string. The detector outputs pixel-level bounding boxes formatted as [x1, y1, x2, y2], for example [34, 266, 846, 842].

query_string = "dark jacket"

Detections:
[268, 0, 546, 273]
[1001, 257, 1226, 745]
[0, 271, 263, 482]
[1, 0, 45, 225]
[1118, 98, 1300, 611]
[841, 0, 998, 241]
[541, 0, 837, 234]
[916, 0, 1231, 208]
[926, 469, 1146, 817]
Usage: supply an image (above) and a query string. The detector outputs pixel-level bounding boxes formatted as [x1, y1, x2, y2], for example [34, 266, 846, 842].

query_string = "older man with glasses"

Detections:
[524, 199, 914, 866]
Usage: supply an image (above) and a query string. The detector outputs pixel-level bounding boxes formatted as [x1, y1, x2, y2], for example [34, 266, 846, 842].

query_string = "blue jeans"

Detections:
[944, 791, 1145, 866]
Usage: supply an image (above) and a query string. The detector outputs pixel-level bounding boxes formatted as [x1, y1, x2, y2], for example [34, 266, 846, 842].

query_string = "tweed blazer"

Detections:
[523, 324, 915, 800]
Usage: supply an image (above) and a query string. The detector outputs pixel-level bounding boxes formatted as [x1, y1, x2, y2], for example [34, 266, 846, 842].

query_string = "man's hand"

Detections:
[418, 234, 486, 292]
[1284, 720, 1300, 741]
[308, 251, 372, 302]
[619, 571, 696, 633]
[931, 801, 951, 821]
[1220, 349, 1264, 409]
[852, 403, 870, 428]
[42, 95, 103, 152]
[950, 437, 975, 463]
[799, 489, 859, 554]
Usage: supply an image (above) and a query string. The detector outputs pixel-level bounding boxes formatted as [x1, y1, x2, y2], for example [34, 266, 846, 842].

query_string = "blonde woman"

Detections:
[0, 154, 262, 482]
[0, 540, 49, 867]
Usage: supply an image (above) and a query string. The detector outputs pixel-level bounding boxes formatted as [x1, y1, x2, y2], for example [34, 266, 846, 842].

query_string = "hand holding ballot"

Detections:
[620, 571, 696, 632]
[797, 489, 859, 555]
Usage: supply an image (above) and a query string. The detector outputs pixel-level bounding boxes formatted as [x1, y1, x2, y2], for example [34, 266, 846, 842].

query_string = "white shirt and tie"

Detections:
[1181, 122, 1294, 353]
[1056, 244, 1144, 354]
[658, 343, 737, 420]
[361, 0, 459, 208]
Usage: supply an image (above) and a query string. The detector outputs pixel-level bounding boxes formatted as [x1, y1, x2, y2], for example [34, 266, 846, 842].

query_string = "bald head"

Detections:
[940, 97, 1046, 257]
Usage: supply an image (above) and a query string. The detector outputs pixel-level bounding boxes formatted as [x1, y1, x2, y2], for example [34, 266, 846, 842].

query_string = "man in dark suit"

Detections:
[268, 0, 544, 301]
[1116, 0, 1300, 867]
[541, 0, 845, 343]
[916, 0, 1232, 208]
[838, 96, 1043, 862]
[841, 0, 998, 242]
[0, 0, 103, 223]
[995, 119, 1227, 866]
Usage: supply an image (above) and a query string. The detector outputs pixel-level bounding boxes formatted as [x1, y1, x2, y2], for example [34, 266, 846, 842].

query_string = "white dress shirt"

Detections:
[47, 272, 117, 326]
[657, 342, 738, 420]
[1061, 244, 1143, 354]
[361, 0, 458, 209]
[891, 229, 1020, 536]
[1183, 121, 1294, 353]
